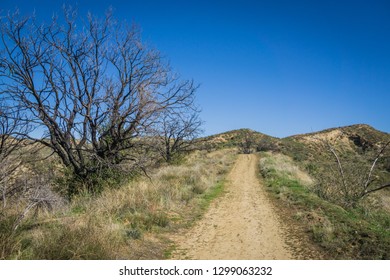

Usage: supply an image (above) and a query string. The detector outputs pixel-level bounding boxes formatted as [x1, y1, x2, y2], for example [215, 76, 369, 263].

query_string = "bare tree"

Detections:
[0, 104, 30, 207]
[0, 8, 198, 194]
[154, 110, 203, 162]
[315, 136, 390, 207]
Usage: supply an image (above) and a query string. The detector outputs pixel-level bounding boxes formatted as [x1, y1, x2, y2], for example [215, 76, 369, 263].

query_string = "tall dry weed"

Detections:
[5, 149, 236, 259]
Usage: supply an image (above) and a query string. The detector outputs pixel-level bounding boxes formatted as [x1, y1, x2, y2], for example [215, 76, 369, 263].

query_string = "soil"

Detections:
[170, 154, 298, 260]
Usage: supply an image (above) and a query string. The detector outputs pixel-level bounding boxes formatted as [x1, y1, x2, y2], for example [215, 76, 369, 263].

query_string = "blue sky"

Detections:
[2, 0, 389, 137]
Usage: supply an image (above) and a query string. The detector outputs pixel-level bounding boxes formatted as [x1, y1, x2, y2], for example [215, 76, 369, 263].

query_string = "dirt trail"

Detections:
[171, 154, 294, 260]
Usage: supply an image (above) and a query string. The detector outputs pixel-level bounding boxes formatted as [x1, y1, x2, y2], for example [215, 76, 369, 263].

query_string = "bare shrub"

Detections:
[13, 178, 65, 230]
[314, 137, 390, 208]
[257, 137, 280, 152]
[238, 130, 255, 154]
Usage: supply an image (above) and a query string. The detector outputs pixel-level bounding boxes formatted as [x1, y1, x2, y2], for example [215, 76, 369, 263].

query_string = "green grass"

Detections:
[260, 152, 390, 259]
[199, 181, 225, 211]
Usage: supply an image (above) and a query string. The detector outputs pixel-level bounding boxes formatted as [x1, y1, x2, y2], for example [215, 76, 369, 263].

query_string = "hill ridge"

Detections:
[205, 124, 389, 141]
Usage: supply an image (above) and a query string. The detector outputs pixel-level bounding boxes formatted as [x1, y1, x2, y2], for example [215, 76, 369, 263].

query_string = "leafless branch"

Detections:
[1, 7, 199, 194]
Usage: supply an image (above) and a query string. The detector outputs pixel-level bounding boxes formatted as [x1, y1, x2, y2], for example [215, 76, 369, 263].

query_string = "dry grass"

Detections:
[2, 148, 236, 259]
[260, 152, 390, 259]
[260, 152, 313, 187]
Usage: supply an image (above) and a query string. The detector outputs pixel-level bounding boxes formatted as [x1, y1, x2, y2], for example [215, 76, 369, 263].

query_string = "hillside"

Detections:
[255, 124, 390, 259]
[288, 124, 388, 141]
[1, 123, 389, 260]
[279, 124, 390, 195]
[207, 124, 390, 210]
[201, 128, 277, 150]
[284, 124, 389, 156]
[180, 123, 390, 259]
[204, 125, 389, 170]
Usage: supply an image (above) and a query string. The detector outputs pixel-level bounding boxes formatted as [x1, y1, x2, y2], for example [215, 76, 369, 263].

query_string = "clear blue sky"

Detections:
[2, 0, 389, 137]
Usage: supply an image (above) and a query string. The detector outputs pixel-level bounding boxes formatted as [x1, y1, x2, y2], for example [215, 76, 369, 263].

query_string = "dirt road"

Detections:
[171, 154, 294, 260]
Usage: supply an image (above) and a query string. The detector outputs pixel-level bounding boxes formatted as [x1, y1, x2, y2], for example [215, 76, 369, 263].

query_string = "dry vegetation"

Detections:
[1, 123, 389, 260]
[260, 151, 390, 259]
[1, 7, 215, 260]
[0, 149, 236, 259]
[257, 125, 390, 259]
